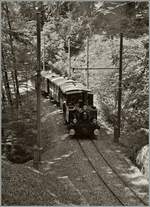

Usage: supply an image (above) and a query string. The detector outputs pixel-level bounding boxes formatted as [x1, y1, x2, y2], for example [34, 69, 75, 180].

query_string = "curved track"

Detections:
[77, 138, 147, 206]
[77, 140, 125, 205]
[91, 139, 147, 205]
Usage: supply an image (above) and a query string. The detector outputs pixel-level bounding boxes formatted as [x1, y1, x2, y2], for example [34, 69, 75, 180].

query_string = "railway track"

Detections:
[76, 138, 147, 206]
[77, 139, 124, 206]
[69, 138, 122, 205]
[91, 139, 148, 205]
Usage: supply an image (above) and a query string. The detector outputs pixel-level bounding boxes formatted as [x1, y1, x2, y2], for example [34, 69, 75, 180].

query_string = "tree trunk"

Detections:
[2, 84, 6, 105]
[11, 70, 17, 97]
[2, 48, 13, 106]
[4, 2, 21, 109]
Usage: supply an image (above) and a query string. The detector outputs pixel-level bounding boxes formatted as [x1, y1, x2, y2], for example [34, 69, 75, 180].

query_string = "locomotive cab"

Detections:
[64, 91, 100, 138]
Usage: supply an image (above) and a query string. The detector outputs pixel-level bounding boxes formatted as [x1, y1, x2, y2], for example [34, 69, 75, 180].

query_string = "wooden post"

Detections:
[43, 35, 45, 71]
[34, 11, 41, 168]
[114, 33, 123, 142]
[24, 62, 29, 104]
[33, 145, 40, 169]
[26, 64, 28, 104]
[68, 38, 71, 77]
[86, 36, 89, 88]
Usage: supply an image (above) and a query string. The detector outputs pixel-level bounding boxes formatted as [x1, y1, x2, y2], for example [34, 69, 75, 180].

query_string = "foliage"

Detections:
[2, 1, 148, 81]
[93, 1, 148, 37]
[136, 144, 149, 179]
[99, 36, 148, 132]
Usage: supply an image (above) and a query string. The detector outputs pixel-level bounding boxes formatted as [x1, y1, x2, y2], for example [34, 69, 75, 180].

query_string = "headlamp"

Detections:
[83, 112, 87, 119]
[69, 129, 75, 136]
[94, 129, 99, 136]
[73, 118, 77, 124]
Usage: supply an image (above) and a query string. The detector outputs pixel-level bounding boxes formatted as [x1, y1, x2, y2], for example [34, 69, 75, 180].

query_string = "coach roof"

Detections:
[51, 77, 66, 86]
[41, 71, 59, 80]
[60, 81, 90, 94]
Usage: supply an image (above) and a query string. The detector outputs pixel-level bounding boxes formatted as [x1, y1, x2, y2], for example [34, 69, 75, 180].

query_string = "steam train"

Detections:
[40, 70, 100, 138]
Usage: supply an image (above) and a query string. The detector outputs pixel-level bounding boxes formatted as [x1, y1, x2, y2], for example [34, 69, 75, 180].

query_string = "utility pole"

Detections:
[33, 11, 41, 169]
[86, 36, 89, 89]
[115, 33, 123, 142]
[24, 62, 29, 104]
[68, 37, 71, 77]
[43, 34, 45, 71]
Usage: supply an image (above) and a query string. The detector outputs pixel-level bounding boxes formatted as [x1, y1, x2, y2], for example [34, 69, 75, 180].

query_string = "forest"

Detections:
[2, 1, 149, 170]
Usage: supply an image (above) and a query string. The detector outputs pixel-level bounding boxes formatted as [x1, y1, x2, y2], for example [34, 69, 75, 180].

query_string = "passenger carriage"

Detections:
[41, 71, 52, 96]
[50, 77, 65, 103]
[48, 74, 60, 99]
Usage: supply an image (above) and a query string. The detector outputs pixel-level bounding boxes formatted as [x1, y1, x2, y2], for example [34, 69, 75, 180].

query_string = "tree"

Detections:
[2, 2, 21, 109]
[100, 35, 148, 131]
[2, 47, 13, 106]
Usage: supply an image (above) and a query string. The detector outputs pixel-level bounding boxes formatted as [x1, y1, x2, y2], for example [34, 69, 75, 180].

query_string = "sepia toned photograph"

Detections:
[1, 0, 149, 205]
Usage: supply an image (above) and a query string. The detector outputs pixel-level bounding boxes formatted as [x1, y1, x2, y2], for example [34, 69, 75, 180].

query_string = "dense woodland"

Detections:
[2, 1, 149, 163]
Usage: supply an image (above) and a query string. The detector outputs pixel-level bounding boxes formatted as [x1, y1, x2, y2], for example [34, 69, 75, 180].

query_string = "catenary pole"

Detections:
[43, 34, 45, 71]
[115, 33, 123, 142]
[86, 36, 89, 88]
[34, 11, 41, 168]
[68, 38, 71, 77]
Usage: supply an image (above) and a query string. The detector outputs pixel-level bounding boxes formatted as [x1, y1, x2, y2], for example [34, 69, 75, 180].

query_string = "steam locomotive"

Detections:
[40, 70, 100, 138]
